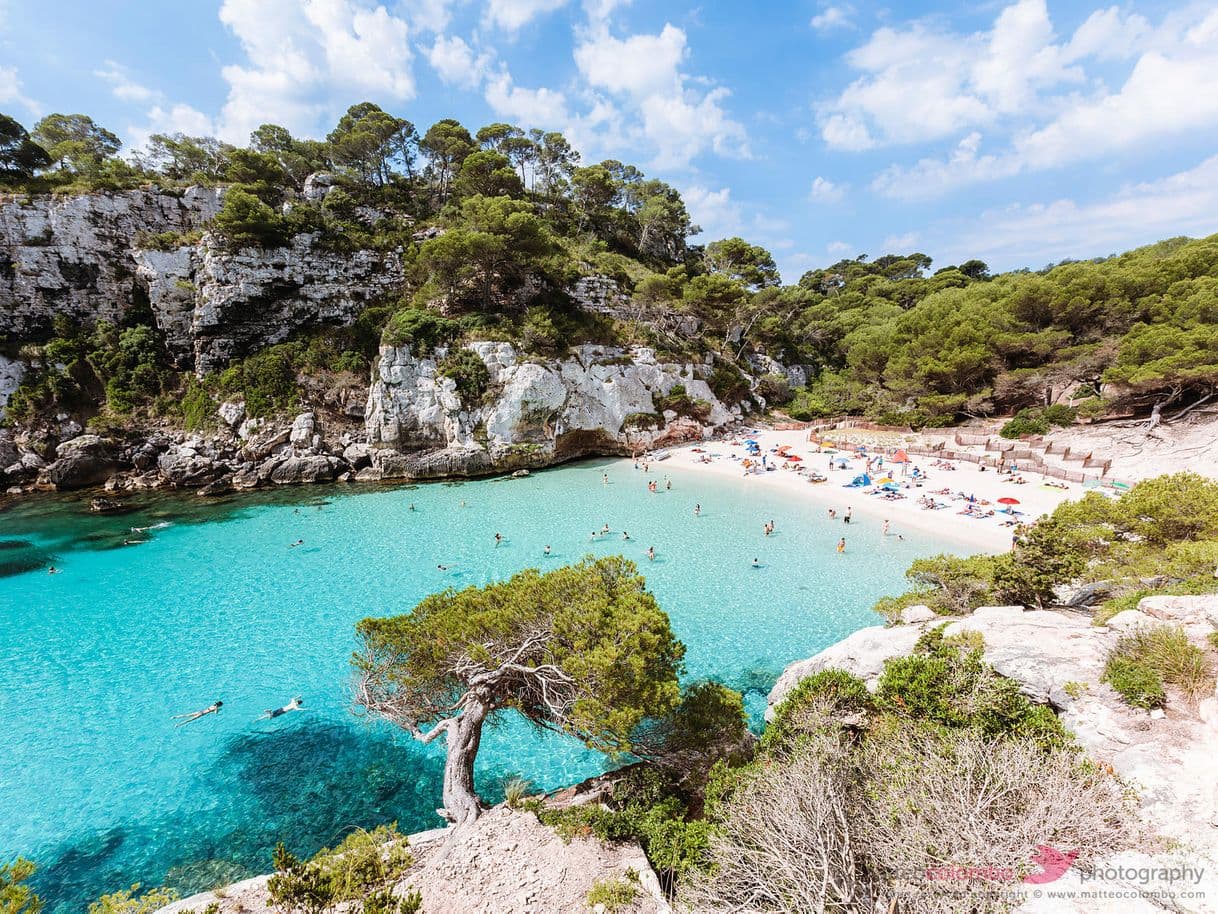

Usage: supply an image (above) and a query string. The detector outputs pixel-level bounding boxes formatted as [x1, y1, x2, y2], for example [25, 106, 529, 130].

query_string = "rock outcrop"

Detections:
[135, 233, 407, 374]
[0, 187, 222, 339]
[364, 342, 738, 479]
[157, 807, 669, 914]
[769, 599, 1218, 914]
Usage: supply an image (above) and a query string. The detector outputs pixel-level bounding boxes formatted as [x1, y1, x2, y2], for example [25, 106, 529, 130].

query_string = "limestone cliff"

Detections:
[362, 341, 738, 480]
[0, 186, 222, 338]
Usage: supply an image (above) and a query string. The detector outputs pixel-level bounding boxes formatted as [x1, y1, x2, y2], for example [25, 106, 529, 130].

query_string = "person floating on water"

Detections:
[289, 539, 304, 548]
[544, 545, 552, 556]
[174, 701, 222, 727]
[622, 531, 631, 540]
[837, 538, 846, 554]
[751, 557, 761, 568]
[494, 532, 503, 546]
[437, 564, 449, 571]
[47, 565, 60, 575]
[647, 546, 655, 561]
[261, 697, 304, 720]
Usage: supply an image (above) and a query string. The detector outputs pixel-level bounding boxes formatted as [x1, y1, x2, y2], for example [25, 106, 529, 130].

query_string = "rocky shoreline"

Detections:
[1, 341, 747, 500]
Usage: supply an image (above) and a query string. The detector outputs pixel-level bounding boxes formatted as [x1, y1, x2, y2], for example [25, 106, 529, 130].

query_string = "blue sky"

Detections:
[2, 0, 1217, 280]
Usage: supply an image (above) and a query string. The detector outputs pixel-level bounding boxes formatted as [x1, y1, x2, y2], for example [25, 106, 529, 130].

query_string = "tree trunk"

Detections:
[442, 697, 488, 826]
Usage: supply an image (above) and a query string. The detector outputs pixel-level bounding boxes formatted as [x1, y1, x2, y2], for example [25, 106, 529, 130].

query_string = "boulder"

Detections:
[266, 454, 343, 485]
[342, 442, 373, 469]
[39, 435, 122, 489]
[766, 622, 931, 719]
[217, 400, 246, 427]
[158, 449, 225, 487]
[289, 412, 316, 448]
[899, 604, 938, 624]
[942, 606, 1112, 707]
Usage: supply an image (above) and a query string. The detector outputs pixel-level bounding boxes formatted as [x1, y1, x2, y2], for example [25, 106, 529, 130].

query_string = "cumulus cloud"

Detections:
[810, 5, 852, 32]
[428, 35, 492, 89]
[833, 1, 1218, 199]
[681, 185, 742, 240]
[216, 0, 415, 142]
[0, 64, 37, 115]
[484, 69, 569, 125]
[95, 61, 159, 104]
[126, 103, 218, 151]
[485, 0, 568, 32]
[809, 176, 845, 203]
[573, 19, 748, 169]
[937, 154, 1218, 266]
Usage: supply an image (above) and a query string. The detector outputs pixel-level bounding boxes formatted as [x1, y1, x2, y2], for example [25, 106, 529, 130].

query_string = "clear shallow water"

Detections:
[0, 459, 955, 911]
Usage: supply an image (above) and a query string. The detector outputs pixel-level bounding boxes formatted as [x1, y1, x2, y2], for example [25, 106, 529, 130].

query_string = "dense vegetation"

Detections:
[5, 105, 1218, 433]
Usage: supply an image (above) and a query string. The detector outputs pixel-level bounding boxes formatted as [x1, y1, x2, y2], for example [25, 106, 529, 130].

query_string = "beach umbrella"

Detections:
[892, 449, 910, 463]
[788, 455, 802, 461]
[997, 497, 1020, 505]
[877, 477, 893, 484]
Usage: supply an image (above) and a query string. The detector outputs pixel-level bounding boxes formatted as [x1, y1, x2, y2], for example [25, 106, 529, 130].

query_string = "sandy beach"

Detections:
[656, 426, 1082, 553]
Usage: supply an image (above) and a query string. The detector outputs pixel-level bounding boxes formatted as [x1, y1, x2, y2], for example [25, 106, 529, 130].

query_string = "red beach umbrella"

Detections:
[997, 497, 1020, 505]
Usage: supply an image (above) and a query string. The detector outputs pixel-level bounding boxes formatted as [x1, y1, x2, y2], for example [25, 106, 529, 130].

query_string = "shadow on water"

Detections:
[30, 720, 450, 913]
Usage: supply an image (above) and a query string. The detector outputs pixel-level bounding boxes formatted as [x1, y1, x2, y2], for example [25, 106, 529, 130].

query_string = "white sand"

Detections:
[654, 427, 1080, 554]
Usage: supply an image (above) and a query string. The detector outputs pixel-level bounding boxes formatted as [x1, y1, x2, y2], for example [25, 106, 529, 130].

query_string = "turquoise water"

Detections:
[0, 459, 954, 911]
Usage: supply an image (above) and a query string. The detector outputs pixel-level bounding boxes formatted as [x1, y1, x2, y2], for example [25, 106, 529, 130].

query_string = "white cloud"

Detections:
[872, 6, 1218, 199]
[408, 0, 462, 33]
[485, 0, 568, 32]
[826, 240, 853, 257]
[810, 5, 852, 32]
[819, 0, 1085, 150]
[1064, 7, 1150, 62]
[95, 61, 159, 104]
[216, 0, 415, 142]
[127, 103, 217, 150]
[573, 20, 748, 169]
[484, 69, 568, 126]
[681, 185, 742, 240]
[428, 35, 491, 89]
[809, 176, 845, 203]
[882, 231, 919, 251]
[936, 154, 1218, 266]
[0, 64, 37, 115]
[574, 23, 686, 96]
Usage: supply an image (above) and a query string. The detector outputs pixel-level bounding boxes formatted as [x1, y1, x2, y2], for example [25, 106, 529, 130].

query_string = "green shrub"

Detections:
[585, 874, 638, 913]
[708, 364, 750, 406]
[1000, 410, 1049, 439]
[502, 776, 532, 809]
[381, 308, 461, 353]
[216, 344, 301, 417]
[213, 186, 288, 249]
[1104, 625, 1212, 706]
[761, 669, 873, 755]
[438, 348, 491, 406]
[1103, 655, 1165, 709]
[268, 824, 419, 914]
[876, 634, 1071, 750]
[87, 884, 178, 914]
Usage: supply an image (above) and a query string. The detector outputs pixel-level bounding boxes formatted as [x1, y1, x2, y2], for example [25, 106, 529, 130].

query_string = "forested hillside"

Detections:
[2, 105, 1216, 434]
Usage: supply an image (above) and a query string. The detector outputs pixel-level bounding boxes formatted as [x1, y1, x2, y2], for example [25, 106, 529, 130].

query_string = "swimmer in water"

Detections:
[603, 472, 609, 485]
[602, 523, 610, 535]
[47, 565, 60, 575]
[622, 531, 630, 540]
[751, 557, 761, 568]
[647, 546, 655, 561]
[174, 701, 222, 727]
[665, 478, 671, 490]
[837, 537, 846, 554]
[289, 539, 304, 548]
[409, 503, 416, 512]
[544, 545, 552, 556]
[437, 564, 449, 571]
[494, 532, 503, 546]
[261, 697, 304, 719]
[694, 503, 701, 516]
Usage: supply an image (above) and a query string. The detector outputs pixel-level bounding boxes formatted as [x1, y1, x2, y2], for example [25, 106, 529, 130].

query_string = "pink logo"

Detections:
[1024, 845, 1079, 884]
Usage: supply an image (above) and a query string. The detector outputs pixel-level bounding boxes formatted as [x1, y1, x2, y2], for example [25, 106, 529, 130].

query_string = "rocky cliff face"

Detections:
[134, 233, 406, 374]
[363, 341, 738, 480]
[0, 187, 223, 339]
[1, 186, 408, 375]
